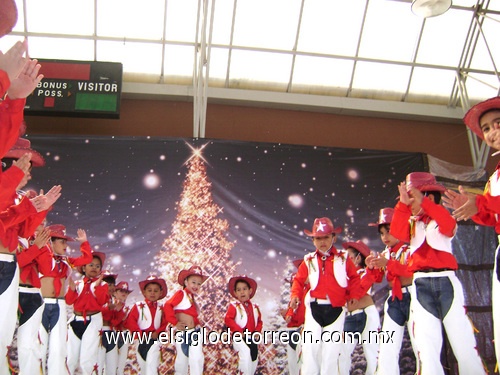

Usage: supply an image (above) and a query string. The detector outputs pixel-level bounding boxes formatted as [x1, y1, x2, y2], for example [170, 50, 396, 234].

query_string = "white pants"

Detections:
[233, 340, 258, 375]
[339, 304, 380, 375]
[285, 327, 302, 375]
[493, 244, 500, 369]
[0, 255, 18, 375]
[99, 328, 118, 375]
[116, 334, 130, 375]
[301, 299, 345, 375]
[67, 312, 103, 375]
[39, 298, 69, 375]
[136, 340, 160, 375]
[411, 271, 485, 375]
[17, 287, 44, 375]
[376, 288, 418, 375]
[174, 329, 204, 375]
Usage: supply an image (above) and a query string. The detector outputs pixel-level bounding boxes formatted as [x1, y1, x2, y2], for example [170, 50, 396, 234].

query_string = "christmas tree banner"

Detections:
[22, 135, 492, 374]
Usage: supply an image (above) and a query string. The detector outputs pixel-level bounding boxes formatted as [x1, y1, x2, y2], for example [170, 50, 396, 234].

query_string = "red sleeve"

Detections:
[386, 259, 413, 278]
[390, 201, 412, 243]
[0, 69, 10, 98]
[0, 166, 24, 209]
[17, 208, 47, 239]
[364, 268, 384, 284]
[110, 308, 126, 329]
[472, 194, 500, 230]
[255, 305, 263, 332]
[290, 260, 308, 300]
[346, 258, 365, 300]
[224, 304, 243, 333]
[163, 290, 184, 325]
[420, 197, 456, 237]
[0, 197, 37, 229]
[95, 284, 109, 306]
[125, 305, 141, 333]
[67, 241, 93, 267]
[65, 287, 78, 305]
[17, 243, 47, 268]
[0, 94, 26, 158]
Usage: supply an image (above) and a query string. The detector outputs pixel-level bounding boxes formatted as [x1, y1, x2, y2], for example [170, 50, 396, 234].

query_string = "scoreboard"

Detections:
[24, 59, 123, 119]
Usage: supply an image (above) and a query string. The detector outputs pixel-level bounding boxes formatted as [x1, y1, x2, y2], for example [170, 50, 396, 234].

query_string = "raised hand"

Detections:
[75, 229, 87, 243]
[0, 40, 27, 84]
[11, 152, 32, 174]
[33, 227, 51, 248]
[7, 57, 44, 100]
[30, 185, 62, 212]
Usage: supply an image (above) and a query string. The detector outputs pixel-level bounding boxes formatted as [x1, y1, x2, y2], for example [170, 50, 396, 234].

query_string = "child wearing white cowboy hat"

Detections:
[339, 240, 381, 375]
[365, 208, 418, 375]
[225, 275, 262, 375]
[164, 265, 208, 375]
[114, 281, 133, 375]
[391, 172, 485, 375]
[288, 217, 366, 375]
[65, 251, 109, 375]
[443, 96, 500, 368]
[37, 225, 93, 375]
[126, 275, 167, 375]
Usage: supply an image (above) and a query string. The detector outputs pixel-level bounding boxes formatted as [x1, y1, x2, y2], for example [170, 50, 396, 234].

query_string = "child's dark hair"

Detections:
[103, 276, 116, 285]
[378, 223, 390, 235]
[234, 279, 251, 291]
[143, 281, 161, 290]
[424, 190, 442, 204]
[350, 248, 367, 268]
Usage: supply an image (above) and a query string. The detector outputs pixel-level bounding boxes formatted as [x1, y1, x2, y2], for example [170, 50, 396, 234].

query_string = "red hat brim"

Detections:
[77, 251, 106, 275]
[304, 225, 342, 237]
[3, 147, 45, 167]
[178, 269, 209, 286]
[228, 276, 257, 299]
[292, 259, 303, 269]
[342, 241, 371, 258]
[139, 277, 167, 300]
[463, 97, 500, 140]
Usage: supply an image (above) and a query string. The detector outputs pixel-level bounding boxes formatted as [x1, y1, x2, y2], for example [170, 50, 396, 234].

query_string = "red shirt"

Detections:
[17, 237, 49, 287]
[225, 300, 263, 333]
[163, 289, 200, 326]
[101, 297, 127, 329]
[65, 277, 109, 316]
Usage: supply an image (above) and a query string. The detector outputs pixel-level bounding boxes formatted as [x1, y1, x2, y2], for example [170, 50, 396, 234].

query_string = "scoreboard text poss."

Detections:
[25, 59, 123, 119]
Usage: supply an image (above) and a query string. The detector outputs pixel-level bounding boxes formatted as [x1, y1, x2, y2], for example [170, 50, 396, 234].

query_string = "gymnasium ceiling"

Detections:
[2, 0, 500, 126]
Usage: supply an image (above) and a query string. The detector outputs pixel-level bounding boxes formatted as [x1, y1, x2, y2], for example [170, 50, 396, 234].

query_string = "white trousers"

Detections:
[136, 340, 160, 375]
[174, 329, 204, 375]
[0, 256, 18, 375]
[493, 244, 500, 369]
[411, 271, 485, 375]
[17, 287, 44, 375]
[39, 298, 69, 375]
[285, 327, 302, 375]
[338, 304, 380, 375]
[233, 340, 258, 375]
[67, 312, 103, 375]
[99, 328, 118, 375]
[301, 300, 345, 375]
[375, 289, 418, 375]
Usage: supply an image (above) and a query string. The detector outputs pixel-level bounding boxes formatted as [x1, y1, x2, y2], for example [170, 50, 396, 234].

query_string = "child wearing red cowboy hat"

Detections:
[339, 240, 382, 375]
[126, 275, 167, 375]
[164, 265, 208, 375]
[443, 96, 500, 368]
[225, 275, 263, 375]
[114, 281, 133, 375]
[65, 251, 109, 375]
[37, 226, 93, 375]
[391, 172, 485, 375]
[364, 208, 417, 375]
[281, 259, 308, 375]
[288, 217, 366, 375]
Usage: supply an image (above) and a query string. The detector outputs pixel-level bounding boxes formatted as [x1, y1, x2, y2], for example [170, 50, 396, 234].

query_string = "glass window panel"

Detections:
[29, 37, 95, 61]
[212, 0, 236, 45]
[12, 0, 25, 33]
[351, 61, 411, 96]
[97, 0, 165, 40]
[465, 73, 500, 101]
[407, 67, 456, 102]
[163, 44, 196, 80]
[359, 0, 421, 62]
[207, 47, 229, 85]
[165, 0, 198, 43]
[25, 0, 94, 36]
[469, 16, 500, 72]
[229, 50, 292, 88]
[298, 0, 365, 56]
[232, 0, 301, 50]
[416, 8, 472, 67]
[452, 0, 480, 5]
[292, 56, 353, 93]
[486, 0, 500, 11]
[97, 41, 162, 75]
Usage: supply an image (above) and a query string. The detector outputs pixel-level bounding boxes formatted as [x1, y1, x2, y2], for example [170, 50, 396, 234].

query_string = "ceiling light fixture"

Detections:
[411, 0, 452, 18]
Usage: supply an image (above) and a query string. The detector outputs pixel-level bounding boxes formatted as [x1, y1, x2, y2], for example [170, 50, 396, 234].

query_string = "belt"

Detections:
[401, 285, 412, 293]
[73, 312, 101, 321]
[19, 284, 35, 288]
[346, 308, 364, 316]
[0, 253, 15, 262]
[416, 268, 454, 273]
[44, 297, 65, 304]
[310, 298, 330, 305]
[19, 286, 41, 294]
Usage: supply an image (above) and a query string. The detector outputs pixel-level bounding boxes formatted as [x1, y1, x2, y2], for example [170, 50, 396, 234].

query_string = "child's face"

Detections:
[142, 283, 162, 302]
[379, 225, 398, 247]
[105, 281, 116, 294]
[51, 238, 68, 255]
[480, 110, 500, 150]
[347, 248, 361, 267]
[184, 275, 203, 294]
[114, 289, 129, 303]
[234, 281, 253, 303]
[82, 257, 102, 278]
[312, 234, 335, 253]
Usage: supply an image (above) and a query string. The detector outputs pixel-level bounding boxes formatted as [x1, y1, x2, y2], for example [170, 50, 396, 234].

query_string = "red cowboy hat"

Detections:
[304, 217, 342, 237]
[406, 172, 445, 193]
[178, 265, 208, 286]
[76, 251, 106, 275]
[228, 275, 258, 299]
[342, 240, 372, 258]
[292, 259, 303, 269]
[47, 224, 75, 241]
[139, 275, 167, 300]
[463, 97, 500, 140]
[0, 0, 17, 38]
[102, 270, 118, 283]
[368, 207, 394, 227]
[3, 138, 45, 167]
[115, 281, 133, 293]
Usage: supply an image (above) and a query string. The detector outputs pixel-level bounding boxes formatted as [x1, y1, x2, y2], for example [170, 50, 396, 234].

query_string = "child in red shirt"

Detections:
[66, 251, 108, 375]
[114, 281, 133, 375]
[126, 276, 167, 375]
[164, 265, 207, 375]
[225, 275, 262, 375]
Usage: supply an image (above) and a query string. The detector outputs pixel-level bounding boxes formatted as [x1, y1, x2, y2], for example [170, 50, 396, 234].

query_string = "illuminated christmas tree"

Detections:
[155, 143, 239, 373]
